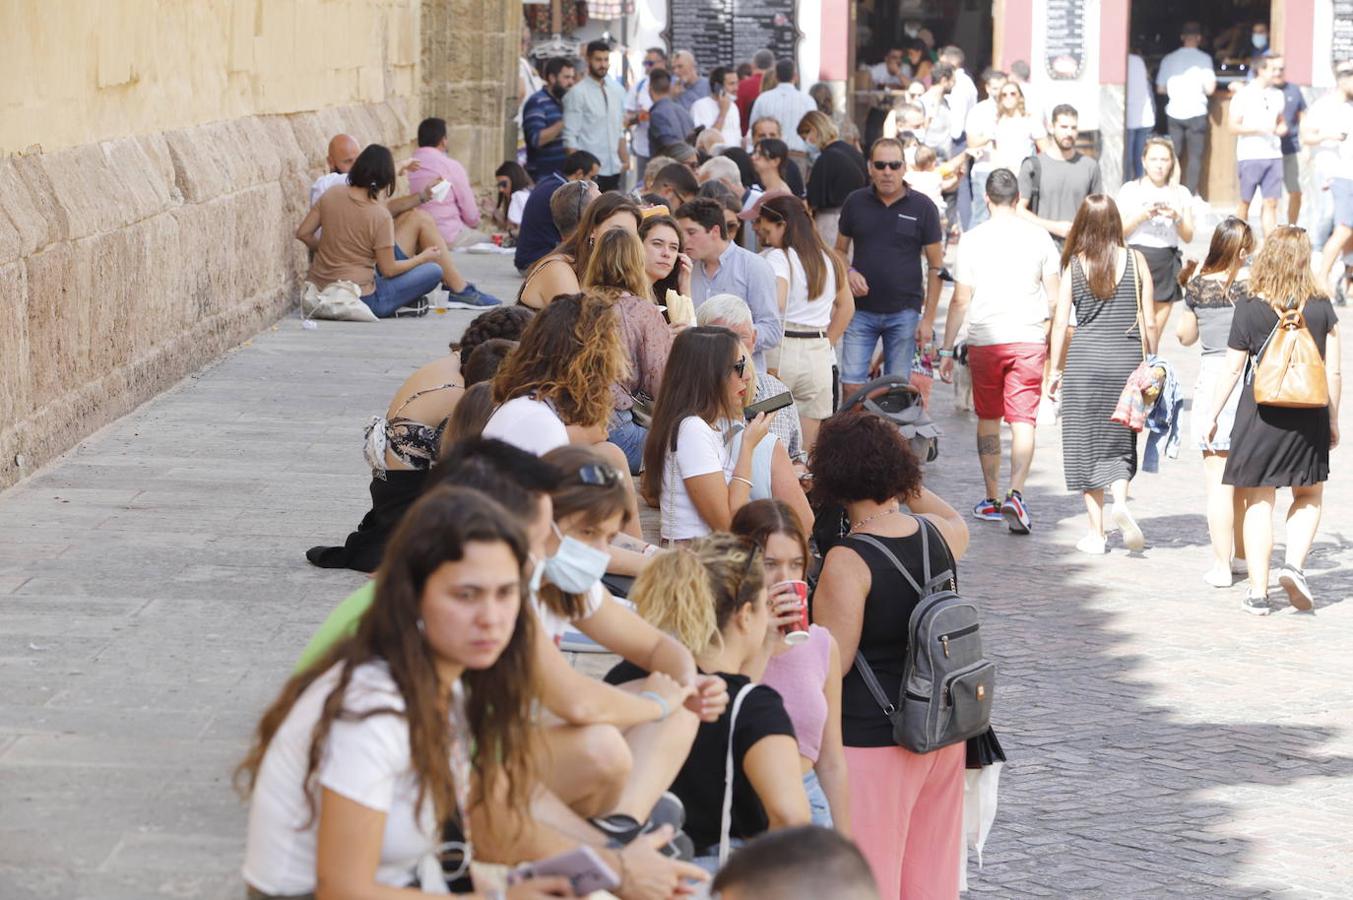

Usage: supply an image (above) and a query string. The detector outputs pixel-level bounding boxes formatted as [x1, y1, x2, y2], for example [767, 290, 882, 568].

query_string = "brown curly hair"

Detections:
[453, 305, 534, 366]
[235, 486, 538, 837]
[491, 291, 627, 430]
[809, 410, 922, 506]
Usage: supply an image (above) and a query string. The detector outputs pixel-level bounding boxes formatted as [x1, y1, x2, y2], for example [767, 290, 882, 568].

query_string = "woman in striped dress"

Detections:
[1047, 195, 1159, 555]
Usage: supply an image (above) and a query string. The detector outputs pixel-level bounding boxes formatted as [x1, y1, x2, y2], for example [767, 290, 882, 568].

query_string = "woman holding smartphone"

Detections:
[1116, 137, 1195, 335]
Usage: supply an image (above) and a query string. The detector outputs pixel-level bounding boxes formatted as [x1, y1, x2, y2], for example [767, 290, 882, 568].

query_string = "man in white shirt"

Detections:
[309, 134, 359, 206]
[939, 168, 1059, 535]
[965, 68, 1008, 226]
[1156, 22, 1217, 194]
[940, 46, 979, 145]
[1125, 52, 1156, 180]
[563, 40, 629, 192]
[1313, 61, 1353, 291]
[1228, 54, 1288, 236]
[625, 47, 666, 184]
[869, 47, 906, 88]
[749, 59, 818, 174]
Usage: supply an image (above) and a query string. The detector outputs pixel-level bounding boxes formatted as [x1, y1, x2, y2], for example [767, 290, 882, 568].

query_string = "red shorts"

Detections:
[968, 342, 1047, 424]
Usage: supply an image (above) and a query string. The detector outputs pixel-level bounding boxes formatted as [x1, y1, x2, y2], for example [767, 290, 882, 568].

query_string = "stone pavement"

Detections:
[1, 249, 1350, 898]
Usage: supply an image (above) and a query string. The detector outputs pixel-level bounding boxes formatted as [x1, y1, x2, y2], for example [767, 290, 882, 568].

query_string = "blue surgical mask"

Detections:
[543, 523, 610, 594]
[1252, 33, 1268, 51]
[805, 141, 821, 163]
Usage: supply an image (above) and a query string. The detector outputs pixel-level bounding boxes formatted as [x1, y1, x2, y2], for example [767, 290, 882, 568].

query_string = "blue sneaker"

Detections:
[444, 282, 501, 309]
[972, 498, 1003, 522]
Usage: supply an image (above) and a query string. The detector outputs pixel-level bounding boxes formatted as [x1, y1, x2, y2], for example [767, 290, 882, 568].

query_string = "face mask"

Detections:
[904, 23, 920, 38]
[543, 523, 610, 594]
[1252, 33, 1268, 50]
[805, 141, 821, 163]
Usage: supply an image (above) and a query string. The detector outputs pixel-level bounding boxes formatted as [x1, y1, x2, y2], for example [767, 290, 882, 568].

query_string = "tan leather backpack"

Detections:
[1251, 300, 1329, 408]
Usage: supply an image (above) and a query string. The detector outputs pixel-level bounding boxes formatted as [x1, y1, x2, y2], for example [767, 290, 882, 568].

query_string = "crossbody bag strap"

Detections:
[719, 683, 758, 866]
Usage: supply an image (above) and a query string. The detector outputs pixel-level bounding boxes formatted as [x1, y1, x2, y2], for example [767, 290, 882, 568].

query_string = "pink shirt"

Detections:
[761, 624, 831, 762]
[407, 146, 481, 244]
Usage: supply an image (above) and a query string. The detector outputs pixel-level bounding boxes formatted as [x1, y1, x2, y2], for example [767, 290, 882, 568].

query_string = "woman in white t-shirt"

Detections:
[1117, 136, 1196, 334]
[239, 486, 564, 899]
[691, 67, 743, 148]
[494, 161, 533, 238]
[641, 327, 774, 543]
[754, 194, 854, 449]
[987, 81, 1048, 173]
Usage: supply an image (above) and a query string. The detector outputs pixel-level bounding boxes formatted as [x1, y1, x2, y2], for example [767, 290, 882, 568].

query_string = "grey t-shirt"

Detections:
[1018, 152, 1104, 236]
[1183, 276, 1245, 356]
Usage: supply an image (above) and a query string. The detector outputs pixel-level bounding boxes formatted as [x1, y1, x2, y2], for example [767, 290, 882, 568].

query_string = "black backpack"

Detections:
[850, 517, 995, 753]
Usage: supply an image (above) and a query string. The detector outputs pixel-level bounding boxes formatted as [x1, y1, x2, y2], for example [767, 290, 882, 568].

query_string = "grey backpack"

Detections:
[850, 518, 995, 753]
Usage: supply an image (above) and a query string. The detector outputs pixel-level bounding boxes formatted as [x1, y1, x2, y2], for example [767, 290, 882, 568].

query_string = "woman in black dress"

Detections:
[1048, 195, 1159, 555]
[1205, 227, 1342, 615]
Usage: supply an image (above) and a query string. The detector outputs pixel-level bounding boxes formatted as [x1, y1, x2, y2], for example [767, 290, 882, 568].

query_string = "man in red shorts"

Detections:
[939, 168, 1060, 533]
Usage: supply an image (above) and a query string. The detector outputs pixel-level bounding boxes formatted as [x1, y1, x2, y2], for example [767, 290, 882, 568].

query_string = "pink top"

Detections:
[407, 146, 481, 245]
[610, 292, 673, 411]
[761, 624, 831, 762]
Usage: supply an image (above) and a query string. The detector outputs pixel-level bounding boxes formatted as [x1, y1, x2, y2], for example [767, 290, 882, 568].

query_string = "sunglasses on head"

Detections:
[574, 463, 621, 487]
[731, 356, 748, 378]
[872, 160, 904, 170]
[757, 204, 785, 224]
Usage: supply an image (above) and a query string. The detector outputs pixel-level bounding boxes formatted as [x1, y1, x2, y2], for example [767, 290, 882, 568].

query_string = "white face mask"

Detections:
[543, 522, 610, 594]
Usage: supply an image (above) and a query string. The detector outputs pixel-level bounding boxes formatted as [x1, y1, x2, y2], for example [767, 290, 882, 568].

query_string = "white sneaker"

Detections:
[1076, 533, 1107, 555]
[1231, 558, 1248, 576]
[1203, 566, 1233, 588]
[1277, 565, 1314, 612]
[1111, 504, 1145, 551]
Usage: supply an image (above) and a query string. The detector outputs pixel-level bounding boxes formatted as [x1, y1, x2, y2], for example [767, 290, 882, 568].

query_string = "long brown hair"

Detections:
[640, 326, 742, 502]
[1248, 225, 1326, 310]
[492, 291, 625, 430]
[640, 214, 685, 303]
[582, 227, 652, 299]
[538, 445, 632, 619]
[631, 534, 765, 657]
[760, 193, 845, 299]
[235, 487, 537, 833]
[556, 192, 642, 279]
[730, 499, 811, 571]
[1198, 216, 1255, 294]
[1061, 194, 1125, 300]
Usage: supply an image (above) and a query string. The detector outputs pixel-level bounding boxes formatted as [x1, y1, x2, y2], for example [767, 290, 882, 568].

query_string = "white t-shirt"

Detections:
[661, 416, 735, 541]
[508, 188, 531, 226]
[482, 396, 570, 456]
[869, 62, 903, 88]
[1126, 54, 1156, 130]
[1118, 179, 1194, 248]
[764, 247, 836, 328]
[1309, 94, 1353, 181]
[309, 172, 348, 207]
[243, 662, 439, 895]
[1156, 47, 1216, 120]
[626, 77, 656, 157]
[691, 96, 743, 147]
[990, 114, 1046, 172]
[532, 581, 607, 645]
[965, 99, 998, 153]
[1233, 83, 1284, 161]
[955, 214, 1059, 346]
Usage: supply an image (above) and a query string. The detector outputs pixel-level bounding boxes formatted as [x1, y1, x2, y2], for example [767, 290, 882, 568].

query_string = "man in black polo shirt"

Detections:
[513, 150, 600, 273]
[835, 137, 944, 398]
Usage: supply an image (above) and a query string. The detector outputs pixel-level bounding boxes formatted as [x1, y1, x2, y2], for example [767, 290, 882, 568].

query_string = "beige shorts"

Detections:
[776, 326, 835, 420]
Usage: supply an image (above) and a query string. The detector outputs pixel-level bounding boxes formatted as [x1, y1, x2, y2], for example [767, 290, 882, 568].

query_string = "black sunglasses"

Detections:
[574, 463, 621, 487]
[731, 356, 748, 378]
[872, 160, 904, 171]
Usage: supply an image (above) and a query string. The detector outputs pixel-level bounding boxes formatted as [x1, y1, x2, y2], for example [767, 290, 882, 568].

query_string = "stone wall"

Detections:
[0, 102, 416, 489]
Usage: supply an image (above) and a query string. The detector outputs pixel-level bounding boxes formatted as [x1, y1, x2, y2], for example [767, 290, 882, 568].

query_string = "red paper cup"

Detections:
[773, 580, 810, 645]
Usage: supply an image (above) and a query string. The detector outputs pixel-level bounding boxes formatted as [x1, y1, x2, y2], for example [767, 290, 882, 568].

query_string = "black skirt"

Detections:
[1133, 244, 1182, 303]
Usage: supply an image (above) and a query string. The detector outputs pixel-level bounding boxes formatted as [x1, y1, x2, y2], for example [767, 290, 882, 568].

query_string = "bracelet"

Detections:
[639, 689, 670, 721]
[938, 348, 955, 358]
[731, 475, 754, 489]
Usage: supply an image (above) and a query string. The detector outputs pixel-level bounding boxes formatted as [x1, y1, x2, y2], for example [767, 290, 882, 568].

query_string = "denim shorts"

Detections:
[804, 768, 834, 828]
[840, 307, 921, 385]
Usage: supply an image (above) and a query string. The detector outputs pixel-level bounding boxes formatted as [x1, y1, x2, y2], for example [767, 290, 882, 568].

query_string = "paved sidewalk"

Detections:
[1, 250, 1350, 898]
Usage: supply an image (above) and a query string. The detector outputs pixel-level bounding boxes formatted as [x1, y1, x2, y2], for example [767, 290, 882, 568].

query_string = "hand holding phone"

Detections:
[509, 846, 617, 895]
[744, 391, 793, 421]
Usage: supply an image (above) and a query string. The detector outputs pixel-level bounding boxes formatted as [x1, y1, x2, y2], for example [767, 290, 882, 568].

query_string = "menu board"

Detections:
[1044, 0, 1087, 80]
[665, 0, 799, 70]
[1334, 0, 1353, 67]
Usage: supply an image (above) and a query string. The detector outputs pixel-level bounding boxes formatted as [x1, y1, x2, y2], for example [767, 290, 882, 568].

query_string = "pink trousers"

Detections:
[844, 742, 965, 900]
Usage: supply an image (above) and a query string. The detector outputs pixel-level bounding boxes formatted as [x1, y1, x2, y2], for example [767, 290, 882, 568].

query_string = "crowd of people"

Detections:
[262, 31, 1344, 900]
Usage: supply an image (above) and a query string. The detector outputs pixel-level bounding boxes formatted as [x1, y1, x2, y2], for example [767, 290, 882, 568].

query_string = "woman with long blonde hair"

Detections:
[1048, 194, 1159, 555]
[583, 228, 672, 474]
[1204, 226, 1342, 614]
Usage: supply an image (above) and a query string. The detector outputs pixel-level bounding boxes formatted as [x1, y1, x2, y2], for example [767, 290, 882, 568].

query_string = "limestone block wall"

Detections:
[0, 101, 415, 489]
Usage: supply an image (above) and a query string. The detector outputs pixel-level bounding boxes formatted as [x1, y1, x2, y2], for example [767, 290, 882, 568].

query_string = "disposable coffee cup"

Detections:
[773, 580, 810, 645]
[429, 180, 451, 202]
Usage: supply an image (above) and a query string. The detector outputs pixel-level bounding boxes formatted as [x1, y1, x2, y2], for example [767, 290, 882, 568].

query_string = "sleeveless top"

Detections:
[760, 624, 832, 762]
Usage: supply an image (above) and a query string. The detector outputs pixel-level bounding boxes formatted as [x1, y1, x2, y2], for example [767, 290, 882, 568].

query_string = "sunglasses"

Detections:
[574, 463, 621, 487]
[872, 160, 904, 170]
[644, 59, 657, 68]
[731, 356, 748, 378]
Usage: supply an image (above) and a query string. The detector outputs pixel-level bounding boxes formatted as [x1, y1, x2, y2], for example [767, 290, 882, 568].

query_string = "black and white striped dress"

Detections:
[1061, 253, 1144, 492]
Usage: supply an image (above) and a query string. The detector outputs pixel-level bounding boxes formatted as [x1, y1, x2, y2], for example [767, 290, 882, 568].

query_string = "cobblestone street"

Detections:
[1, 253, 1350, 898]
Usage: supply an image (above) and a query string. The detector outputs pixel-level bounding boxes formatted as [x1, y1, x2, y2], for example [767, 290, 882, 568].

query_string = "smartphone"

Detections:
[508, 846, 621, 894]
[744, 391, 794, 420]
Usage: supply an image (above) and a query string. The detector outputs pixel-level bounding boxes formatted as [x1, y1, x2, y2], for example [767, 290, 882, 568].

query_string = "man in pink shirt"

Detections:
[407, 117, 490, 248]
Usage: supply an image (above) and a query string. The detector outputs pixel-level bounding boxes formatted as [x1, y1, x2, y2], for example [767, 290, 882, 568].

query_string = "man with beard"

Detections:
[564, 40, 629, 191]
[1016, 104, 1103, 245]
[523, 56, 577, 181]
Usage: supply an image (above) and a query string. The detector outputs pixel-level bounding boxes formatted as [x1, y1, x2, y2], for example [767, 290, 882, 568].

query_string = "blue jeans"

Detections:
[969, 163, 993, 228]
[840, 307, 920, 385]
[361, 247, 443, 318]
[1126, 127, 1152, 180]
[804, 769, 834, 828]
[606, 412, 648, 475]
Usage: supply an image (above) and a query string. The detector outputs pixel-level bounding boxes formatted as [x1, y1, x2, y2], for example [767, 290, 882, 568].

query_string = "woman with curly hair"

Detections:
[582, 228, 673, 474]
[518, 192, 642, 309]
[810, 411, 969, 899]
[240, 486, 555, 898]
